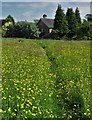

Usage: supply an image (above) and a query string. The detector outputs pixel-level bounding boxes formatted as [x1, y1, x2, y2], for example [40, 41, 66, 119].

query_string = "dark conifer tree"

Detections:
[66, 8, 78, 38]
[75, 7, 81, 26]
[53, 4, 68, 38]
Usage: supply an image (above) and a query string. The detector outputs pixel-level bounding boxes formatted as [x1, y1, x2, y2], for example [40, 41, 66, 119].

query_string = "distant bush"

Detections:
[76, 21, 92, 40]
[2, 15, 15, 37]
[11, 21, 40, 39]
[2, 21, 40, 39]
[2, 21, 14, 37]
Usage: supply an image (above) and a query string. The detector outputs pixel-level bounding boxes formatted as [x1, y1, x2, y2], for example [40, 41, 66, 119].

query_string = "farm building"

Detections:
[37, 14, 54, 37]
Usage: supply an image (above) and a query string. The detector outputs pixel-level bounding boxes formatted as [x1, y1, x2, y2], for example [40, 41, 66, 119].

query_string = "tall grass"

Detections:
[2, 38, 91, 119]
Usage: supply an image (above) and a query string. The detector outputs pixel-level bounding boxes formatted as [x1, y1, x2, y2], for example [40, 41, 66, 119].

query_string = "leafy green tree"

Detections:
[75, 7, 81, 27]
[5, 15, 15, 25]
[85, 14, 92, 22]
[11, 21, 40, 39]
[53, 4, 68, 39]
[66, 8, 78, 38]
[2, 21, 14, 37]
[77, 21, 92, 40]
[2, 15, 15, 37]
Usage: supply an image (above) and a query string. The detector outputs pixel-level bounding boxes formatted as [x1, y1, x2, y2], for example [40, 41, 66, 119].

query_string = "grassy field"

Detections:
[2, 38, 91, 119]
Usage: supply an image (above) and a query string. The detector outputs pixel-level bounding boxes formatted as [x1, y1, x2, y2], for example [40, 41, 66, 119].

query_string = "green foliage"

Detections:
[53, 4, 68, 38]
[11, 21, 40, 39]
[85, 14, 92, 22]
[2, 21, 40, 39]
[2, 14, 40, 38]
[77, 21, 92, 40]
[53, 5, 91, 40]
[51, 29, 60, 39]
[75, 7, 81, 27]
[2, 21, 14, 37]
[2, 15, 15, 37]
[66, 8, 78, 38]
[5, 15, 15, 25]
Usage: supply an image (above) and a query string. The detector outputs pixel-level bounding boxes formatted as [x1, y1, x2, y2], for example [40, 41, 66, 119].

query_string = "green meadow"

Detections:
[2, 38, 91, 119]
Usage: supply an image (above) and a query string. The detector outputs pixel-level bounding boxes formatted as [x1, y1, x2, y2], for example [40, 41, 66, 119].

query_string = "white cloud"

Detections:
[28, 2, 50, 8]
[21, 11, 41, 22]
[22, 11, 31, 17]
[14, 2, 53, 21]
[2, 1, 90, 22]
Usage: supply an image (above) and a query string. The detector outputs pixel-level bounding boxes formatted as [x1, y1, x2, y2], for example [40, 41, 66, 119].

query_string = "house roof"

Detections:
[39, 18, 54, 28]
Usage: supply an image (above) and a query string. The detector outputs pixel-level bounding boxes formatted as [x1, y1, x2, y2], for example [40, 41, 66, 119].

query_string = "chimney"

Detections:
[43, 14, 47, 18]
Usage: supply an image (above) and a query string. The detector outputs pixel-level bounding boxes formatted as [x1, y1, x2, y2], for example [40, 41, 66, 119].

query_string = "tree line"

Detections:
[52, 4, 92, 40]
[1, 4, 92, 40]
[2, 15, 40, 39]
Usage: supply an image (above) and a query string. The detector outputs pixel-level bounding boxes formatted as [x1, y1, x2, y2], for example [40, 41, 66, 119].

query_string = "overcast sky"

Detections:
[1, 0, 91, 22]
[1, 0, 92, 2]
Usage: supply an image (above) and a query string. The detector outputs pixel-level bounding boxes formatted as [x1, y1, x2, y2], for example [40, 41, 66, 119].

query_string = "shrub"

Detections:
[77, 21, 92, 40]
[11, 21, 40, 39]
[2, 21, 14, 37]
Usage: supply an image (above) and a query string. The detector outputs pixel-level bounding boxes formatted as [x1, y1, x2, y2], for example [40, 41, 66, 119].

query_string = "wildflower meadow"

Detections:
[1, 38, 91, 119]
